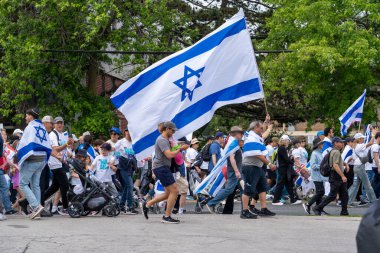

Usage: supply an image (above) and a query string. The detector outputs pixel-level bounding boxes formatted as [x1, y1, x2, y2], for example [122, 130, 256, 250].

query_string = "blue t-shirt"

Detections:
[208, 141, 221, 171]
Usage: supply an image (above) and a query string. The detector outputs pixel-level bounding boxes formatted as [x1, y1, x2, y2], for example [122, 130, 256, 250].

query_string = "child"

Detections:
[90, 143, 118, 197]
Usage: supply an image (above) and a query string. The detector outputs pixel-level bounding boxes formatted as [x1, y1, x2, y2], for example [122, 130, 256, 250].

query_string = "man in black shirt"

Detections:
[205, 126, 243, 213]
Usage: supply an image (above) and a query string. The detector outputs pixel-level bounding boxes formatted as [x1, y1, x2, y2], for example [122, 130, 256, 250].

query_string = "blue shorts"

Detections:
[153, 166, 175, 187]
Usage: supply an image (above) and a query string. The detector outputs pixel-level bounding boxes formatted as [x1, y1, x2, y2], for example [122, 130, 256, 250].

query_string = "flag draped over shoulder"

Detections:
[111, 9, 264, 160]
[339, 90, 366, 136]
[17, 120, 52, 166]
[341, 145, 353, 164]
[322, 138, 332, 157]
[243, 130, 268, 158]
[194, 138, 240, 197]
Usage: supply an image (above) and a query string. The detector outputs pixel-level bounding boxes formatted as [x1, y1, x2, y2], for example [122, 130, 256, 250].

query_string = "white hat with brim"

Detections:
[354, 133, 365, 140]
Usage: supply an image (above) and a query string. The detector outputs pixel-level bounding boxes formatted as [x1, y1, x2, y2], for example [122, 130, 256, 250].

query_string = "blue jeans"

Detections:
[19, 160, 46, 209]
[207, 169, 238, 207]
[348, 165, 377, 204]
[361, 170, 375, 201]
[0, 170, 12, 212]
[119, 169, 134, 209]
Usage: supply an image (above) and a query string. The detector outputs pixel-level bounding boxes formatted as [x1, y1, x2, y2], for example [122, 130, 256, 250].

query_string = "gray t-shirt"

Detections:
[243, 155, 264, 167]
[330, 148, 344, 172]
[153, 135, 172, 169]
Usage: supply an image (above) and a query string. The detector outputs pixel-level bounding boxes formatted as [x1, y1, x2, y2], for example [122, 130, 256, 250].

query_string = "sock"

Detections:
[179, 208, 184, 214]
[51, 206, 57, 213]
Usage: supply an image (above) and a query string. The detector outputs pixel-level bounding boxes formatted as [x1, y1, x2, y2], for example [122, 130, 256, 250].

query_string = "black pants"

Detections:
[315, 179, 348, 214]
[308, 181, 324, 206]
[273, 168, 296, 203]
[43, 168, 69, 209]
[40, 164, 51, 206]
[345, 165, 354, 190]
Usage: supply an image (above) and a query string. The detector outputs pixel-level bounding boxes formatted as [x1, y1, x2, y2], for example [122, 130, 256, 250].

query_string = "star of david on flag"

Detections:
[111, 9, 265, 160]
[34, 125, 48, 143]
[173, 66, 205, 101]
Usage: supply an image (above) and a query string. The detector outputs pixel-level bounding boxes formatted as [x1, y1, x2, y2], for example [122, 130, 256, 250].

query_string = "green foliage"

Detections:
[261, 0, 380, 129]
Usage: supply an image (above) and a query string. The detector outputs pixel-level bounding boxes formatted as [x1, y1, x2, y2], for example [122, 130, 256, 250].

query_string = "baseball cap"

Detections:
[344, 137, 354, 143]
[215, 132, 224, 139]
[354, 133, 365, 140]
[42, 115, 54, 123]
[332, 137, 344, 143]
[163, 121, 178, 131]
[54, 116, 64, 124]
[76, 149, 88, 158]
[280, 135, 291, 141]
[109, 127, 121, 135]
[178, 137, 190, 145]
[230, 126, 243, 133]
[317, 131, 324, 137]
[191, 138, 200, 145]
[13, 129, 23, 135]
[101, 142, 112, 151]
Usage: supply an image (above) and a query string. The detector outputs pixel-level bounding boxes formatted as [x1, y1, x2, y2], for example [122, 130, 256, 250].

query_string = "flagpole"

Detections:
[263, 97, 269, 116]
[358, 121, 361, 131]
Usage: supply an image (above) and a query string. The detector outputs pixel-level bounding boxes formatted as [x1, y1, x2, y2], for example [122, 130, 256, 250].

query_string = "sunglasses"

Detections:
[169, 128, 176, 133]
[111, 132, 119, 136]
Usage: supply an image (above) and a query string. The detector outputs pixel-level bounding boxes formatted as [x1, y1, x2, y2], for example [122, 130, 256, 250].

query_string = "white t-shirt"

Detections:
[371, 143, 379, 168]
[266, 145, 274, 159]
[92, 155, 115, 183]
[48, 130, 68, 170]
[353, 143, 368, 166]
[114, 138, 134, 158]
[186, 147, 198, 164]
[107, 139, 120, 165]
[292, 147, 308, 167]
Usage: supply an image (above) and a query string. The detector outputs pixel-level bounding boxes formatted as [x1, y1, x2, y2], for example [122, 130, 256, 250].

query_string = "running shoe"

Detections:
[357, 200, 368, 207]
[291, 200, 302, 205]
[57, 208, 69, 216]
[140, 200, 149, 220]
[30, 205, 44, 220]
[240, 209, 258, 219]
[161, 216, 180, 224]
[312, 206, 321, 216]
[125, 208, 138, 215]
[302, 203, 311, 215]
[259, 208, 276, 217]
[0, 213, 7, 221]
[5, 209, 17, 215]
[272, 201, 284, 206]
[248, 205, 260, 215]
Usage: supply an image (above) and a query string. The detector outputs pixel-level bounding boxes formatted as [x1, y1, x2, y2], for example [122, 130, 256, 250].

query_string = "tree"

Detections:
[260, 0, 380, 131]
[0, 0, 197, 136]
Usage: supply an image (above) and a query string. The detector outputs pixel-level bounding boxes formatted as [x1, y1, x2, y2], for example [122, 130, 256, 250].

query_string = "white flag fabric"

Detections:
[111, 10, 264, 160]
[339, 89, 366, 136]
[17, 120, 52, 166]
[194, 138, 240, 197]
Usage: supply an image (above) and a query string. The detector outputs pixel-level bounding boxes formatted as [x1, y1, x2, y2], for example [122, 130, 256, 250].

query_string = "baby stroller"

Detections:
[67, 158, 120, 218]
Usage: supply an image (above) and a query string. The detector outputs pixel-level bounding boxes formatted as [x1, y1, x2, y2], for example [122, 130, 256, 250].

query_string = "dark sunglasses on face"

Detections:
[111, 132, 118, 136]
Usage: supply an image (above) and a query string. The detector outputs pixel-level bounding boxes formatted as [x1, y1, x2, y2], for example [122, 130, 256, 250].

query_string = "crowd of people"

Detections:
[1, 108, 379, 223]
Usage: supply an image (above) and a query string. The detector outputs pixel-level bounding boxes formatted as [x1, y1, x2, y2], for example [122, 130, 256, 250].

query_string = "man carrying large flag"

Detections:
[339, 89, 366, 136]
[17, 108, 52, 220]
[111, 9, 264, 162]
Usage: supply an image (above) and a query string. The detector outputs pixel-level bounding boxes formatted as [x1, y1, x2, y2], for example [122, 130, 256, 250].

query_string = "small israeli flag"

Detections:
[111, 9, 264, 160]
[339, 90, 366, 136]
[364, 124, 371, 144]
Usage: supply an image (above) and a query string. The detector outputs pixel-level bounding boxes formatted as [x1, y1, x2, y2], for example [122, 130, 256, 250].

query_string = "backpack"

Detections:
[354, 148, 370, 164]
[320, 151, 332, 177]
[201, 143, 211, 162]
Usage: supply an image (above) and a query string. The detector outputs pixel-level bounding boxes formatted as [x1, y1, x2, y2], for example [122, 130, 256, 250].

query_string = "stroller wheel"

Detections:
[68, 202, 84, 218]
[103, 205, 117, 217]
[195, 206, 202, 214]
[216, 205, 224, 214]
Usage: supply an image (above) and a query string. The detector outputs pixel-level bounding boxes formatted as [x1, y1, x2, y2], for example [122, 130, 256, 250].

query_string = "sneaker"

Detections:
[140, 200, 149, 220]
[161, 216, 180, 224]
[312, 206, 321, 216]
[266, 194, 274, 200]
[240, 209, 258, 219]
[348, 203, 356, 208]
[259, 208, 276, 217]
[291, 200, 302, 205]
[357, 200, 368, 207]
[40, 209, 53, 217]
[321, 210, 330, 216]
[272, 201, 284, 206]
[248, 205, 260, 215]
[205, 204, 215, 214]
[340, 212, 349, 216]
[302, 203, 311, 215]
[125, 208, 138, 215]
[5, 209, 17, 215]
[57, 208, 69, 216]
[0, 213, 7, 221]
[172, 209, 178, 214]
[30, 205, 44, 220]
[336, 200, 342, 207]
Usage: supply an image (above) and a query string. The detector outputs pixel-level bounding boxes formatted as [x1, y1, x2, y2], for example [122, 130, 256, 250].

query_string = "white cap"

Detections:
[354, 133, 365, 140]
[280, 134, 291, 141]
[13, 129, 23, 135]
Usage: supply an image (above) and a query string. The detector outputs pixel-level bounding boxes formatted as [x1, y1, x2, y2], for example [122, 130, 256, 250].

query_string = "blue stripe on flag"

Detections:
[111, 18, 247, 108]
[344, 149, 353, 161]
[133, 77, 261, 154]
[340, 96, 366, 123]
[209, 173, 225, 196]
[17, 142, 52, 162]
[243, 142, 266, 152]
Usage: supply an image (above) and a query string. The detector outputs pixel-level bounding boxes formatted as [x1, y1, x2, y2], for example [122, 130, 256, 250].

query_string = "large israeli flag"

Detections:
[17, 120, 52, 166]
[111, 10, 264, 160]
[339, 90, 366, 136]
[194, 138, 240, 197]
